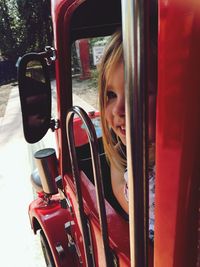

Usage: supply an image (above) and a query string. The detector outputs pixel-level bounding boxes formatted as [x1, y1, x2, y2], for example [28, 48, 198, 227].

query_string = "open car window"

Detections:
[71, 36, 110, 112]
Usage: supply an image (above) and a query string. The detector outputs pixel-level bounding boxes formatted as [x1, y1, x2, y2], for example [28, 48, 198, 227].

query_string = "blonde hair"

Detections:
[98, 30, 155, 171]
[98, 30, 126, 171]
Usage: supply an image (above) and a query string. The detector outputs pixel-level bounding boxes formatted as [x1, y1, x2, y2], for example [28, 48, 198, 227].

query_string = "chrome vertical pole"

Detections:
[121, 0, 148, 266]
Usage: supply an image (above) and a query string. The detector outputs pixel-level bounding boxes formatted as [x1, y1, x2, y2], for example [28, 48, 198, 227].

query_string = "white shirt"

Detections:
[124, 166, 155, 240]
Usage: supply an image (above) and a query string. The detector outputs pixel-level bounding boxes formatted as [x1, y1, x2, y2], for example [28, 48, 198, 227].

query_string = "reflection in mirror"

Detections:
[26, 60, 46, 83]
[24, 60, 49, 134]
[71, 36, 110, 112]
[18, 56, 51, 143]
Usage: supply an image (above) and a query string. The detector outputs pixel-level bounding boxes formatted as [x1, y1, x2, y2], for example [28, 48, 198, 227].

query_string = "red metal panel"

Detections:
[51, 0, 82, 175]
[155, 1, 200, 266]
[64, 173, 131, 266]
[29, 195, 77, 266]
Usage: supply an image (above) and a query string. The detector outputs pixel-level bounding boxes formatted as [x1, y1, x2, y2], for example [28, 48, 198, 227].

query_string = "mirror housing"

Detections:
[18, 52, 52, 143]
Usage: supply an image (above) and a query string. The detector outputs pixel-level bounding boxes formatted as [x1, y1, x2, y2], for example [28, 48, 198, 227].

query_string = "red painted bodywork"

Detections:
[27, 0, 200, 266]
[155, 0, 200, 266]
[29, 195, 76, 266]
[64, 173, 130, 266]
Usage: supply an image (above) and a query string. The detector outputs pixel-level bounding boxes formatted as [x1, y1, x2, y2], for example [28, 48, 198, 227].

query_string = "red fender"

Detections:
[29, 194, 77, 266]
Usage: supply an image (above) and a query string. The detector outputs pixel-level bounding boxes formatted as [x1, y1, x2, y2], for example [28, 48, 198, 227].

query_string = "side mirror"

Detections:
[18, 52, 52, 143]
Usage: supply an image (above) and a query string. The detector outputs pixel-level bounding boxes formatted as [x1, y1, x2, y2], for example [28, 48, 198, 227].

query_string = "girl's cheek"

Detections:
[105, 108, 112, 126]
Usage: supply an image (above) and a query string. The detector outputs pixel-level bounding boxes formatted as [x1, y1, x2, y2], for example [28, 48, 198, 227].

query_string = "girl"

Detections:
[98, 30, 155, 239]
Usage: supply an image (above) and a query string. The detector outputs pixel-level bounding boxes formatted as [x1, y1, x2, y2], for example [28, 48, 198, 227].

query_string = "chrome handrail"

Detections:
[66, 106, 112, 267]
[121, 0, 149, 266]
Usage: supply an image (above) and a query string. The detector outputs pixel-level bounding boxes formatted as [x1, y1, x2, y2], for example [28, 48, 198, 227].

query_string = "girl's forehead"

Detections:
[105, 61, 124, 85]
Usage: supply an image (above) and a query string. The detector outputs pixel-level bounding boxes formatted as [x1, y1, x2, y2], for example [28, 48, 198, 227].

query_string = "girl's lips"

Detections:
[118, 125, 126, 136]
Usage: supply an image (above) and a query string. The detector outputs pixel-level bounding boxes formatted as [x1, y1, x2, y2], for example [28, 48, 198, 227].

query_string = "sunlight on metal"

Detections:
[122, 0, 148, 266]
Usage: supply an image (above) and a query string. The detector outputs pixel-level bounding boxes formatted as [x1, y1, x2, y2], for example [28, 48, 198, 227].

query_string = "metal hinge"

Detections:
[55, 175, 73, 215]
[50, 118, 60, 131]
[44, 46, 56, 66]
[65, 221, 83, 265]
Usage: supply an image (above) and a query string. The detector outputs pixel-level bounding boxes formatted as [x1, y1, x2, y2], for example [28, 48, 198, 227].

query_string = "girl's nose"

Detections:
[113, 96, 125, 117]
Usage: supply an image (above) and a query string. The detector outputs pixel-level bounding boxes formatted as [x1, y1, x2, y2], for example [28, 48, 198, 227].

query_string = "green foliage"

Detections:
[0, 0, 53, 61]
[88, 68, 99, 89]
[17, 0, 53, 52]
[0, 0, 21, 60]
[89, 36, 110, 47]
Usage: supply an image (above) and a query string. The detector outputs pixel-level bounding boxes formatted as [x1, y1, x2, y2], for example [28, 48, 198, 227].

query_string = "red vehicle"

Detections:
[18, 0, 200, 266]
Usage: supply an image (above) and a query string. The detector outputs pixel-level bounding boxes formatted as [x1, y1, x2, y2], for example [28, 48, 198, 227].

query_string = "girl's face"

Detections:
[105, 61, 126, 145]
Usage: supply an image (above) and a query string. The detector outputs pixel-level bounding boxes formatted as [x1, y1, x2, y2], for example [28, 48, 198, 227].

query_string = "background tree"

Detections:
[0, 0, 53, 61]
[0, 0, 23, 60]
[17, 0, 53, 52]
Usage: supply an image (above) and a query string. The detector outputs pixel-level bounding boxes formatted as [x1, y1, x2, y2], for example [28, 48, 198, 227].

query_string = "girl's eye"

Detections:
[106, 90, 116, 101]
